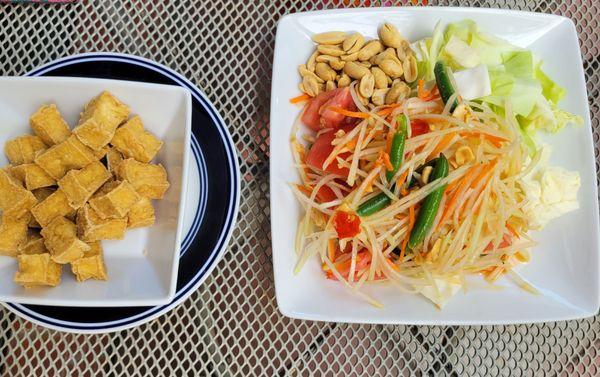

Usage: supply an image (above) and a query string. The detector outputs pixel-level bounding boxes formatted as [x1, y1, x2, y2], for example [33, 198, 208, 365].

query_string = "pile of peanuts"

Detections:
[298, 23, 418, 107]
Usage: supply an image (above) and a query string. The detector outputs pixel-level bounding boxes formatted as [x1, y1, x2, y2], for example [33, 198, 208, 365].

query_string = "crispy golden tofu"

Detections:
[14, 253, 62, 287]
[34, 135, 97, 180]
[29, 187, 57, 228]
[10, 163, 56, 191]
[76, 204, 127, 242]
[0, 214, 29, 257]
[127, 198, 155, 228]
[74, 118, 116, 151]
[74, 91, 129, 150]
[31, 189, 76, 228]
[118, 158, 170, 199]
[0, 169, 37, 219]
[89, 180, 140, 219]
[70, 241, 107, 282]
[4, 135, 47, 165]
[29, 104, 71, 146]
[41, 216, 90, 264]
[106, 147, 124, 175]
[111, 116, 163, 163]
[18, 230, 48, 255]
[58, 161, 111, 208]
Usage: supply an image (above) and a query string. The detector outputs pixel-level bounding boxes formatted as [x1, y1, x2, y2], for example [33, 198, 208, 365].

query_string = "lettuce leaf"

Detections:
[534, 62, 566, 105]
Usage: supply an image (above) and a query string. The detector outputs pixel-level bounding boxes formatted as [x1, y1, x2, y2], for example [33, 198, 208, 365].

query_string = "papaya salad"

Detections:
[290, 21, 583, 308]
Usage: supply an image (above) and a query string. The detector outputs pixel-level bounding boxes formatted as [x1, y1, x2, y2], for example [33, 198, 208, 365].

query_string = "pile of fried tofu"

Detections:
[0, 91, 170, 287]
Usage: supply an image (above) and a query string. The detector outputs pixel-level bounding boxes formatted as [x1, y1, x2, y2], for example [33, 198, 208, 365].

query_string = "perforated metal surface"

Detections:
[0, 1, 598, 376]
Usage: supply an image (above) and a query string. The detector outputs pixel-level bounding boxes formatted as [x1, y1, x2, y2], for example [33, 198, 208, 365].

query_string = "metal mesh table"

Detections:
[0, 1, 598, 376]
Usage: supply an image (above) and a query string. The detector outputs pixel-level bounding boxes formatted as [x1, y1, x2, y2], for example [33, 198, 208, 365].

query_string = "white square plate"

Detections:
[270, 7, 599, 324]
[0, 76, 191, 307]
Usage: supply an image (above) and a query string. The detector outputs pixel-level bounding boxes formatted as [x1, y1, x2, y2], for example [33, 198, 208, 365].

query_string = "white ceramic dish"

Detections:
[0, 76, 192, 307]
[270, 7, 599, 325]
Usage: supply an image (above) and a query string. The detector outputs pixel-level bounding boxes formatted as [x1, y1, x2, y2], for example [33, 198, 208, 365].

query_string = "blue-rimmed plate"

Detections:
[1, 53, 240, 333]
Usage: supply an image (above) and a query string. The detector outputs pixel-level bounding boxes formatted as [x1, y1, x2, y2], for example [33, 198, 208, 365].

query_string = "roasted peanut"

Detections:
[315, 62, 337, 81]
[337, 73, 351, 87]
[359, 73, 375, 98]
[357, 40, 383, 61]
[385, 81, 410, 104]
[342, 33, 365, 54]
[379, 58, 404, 78]
[312, 31, 346, 45]
[343, 61, 370, 79]
[326, 80, 337, 91]
[379, 23, 403, 48]
[371, 67, 388, 89]
[299, 65, 325, 83]
[371, 88, 389, 106]
[302, 75, 321, 97]
[403, 54, 418, 83]
[317, 44, 345, 57]
[306, 50, 318, 72]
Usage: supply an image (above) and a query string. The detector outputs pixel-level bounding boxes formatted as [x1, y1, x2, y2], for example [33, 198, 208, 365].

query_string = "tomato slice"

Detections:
[333, 210, 361, 239]
[410, 119, 430, 137]
[305, 131, 350, 177]
[301, 89, 338, 132]
[319, 87, 357, 130]
[326, 250, 371, 280]
[316, 185, 337, 203]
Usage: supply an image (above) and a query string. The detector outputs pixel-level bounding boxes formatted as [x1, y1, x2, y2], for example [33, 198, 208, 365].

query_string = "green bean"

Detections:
[356, 193, 391, 217]
[385, 114, 407, 182]
[407, 154, 449, 249]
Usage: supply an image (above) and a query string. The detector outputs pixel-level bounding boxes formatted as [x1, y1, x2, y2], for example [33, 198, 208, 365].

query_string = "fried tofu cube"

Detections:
[74, 91, 129, 150]
[106, 147, 124, 175]
[127, 198, 155, 228]
[70, 241, 107, 282]
[34, 135, 97, 180]
[0, 214, 29, 257]
[57, 161, 111, 208]
[118, 159, 170, 199]
[41, 216, 90, 264]
[73, 118, 117, 151]
[14, 253, 62, 287]
[76, 204, 127, 242]
[18, 230, 48, 255]
[31, 189, 76, 228]
[29, 104, 71, 146]
[111, 116, 163, 163]
[29, 187, 57, 228]
[89, 180, 140, 219]
[4, 135, 47, 165]
[10, 163, 55, 191]
[0, 169, 37, 219]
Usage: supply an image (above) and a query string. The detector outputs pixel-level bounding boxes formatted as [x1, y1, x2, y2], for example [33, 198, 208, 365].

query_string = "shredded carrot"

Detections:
[428, 132, 456, 159]
[396, 170, 409, 189]
[289, 93, 310, 104]
[296, 184, 312, 197]
[346, 137, 358, 149]
[399, 205, 415, 262]
[385, 257, 400, 272]
[437, 166, 481, 229]
[327, 106, 370, 119]
[506, 222, 519, 238]
[328, 239, 336, 262]
[376, 106, 398, 117]
[376, 150, 394, 171]
[418, 80, 439, 101]
[470, 160, 497, 189]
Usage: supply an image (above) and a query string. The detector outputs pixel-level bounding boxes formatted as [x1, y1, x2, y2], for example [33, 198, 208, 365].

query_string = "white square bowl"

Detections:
[270, 7, 599, 325]
[0, 76, 191, 307]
